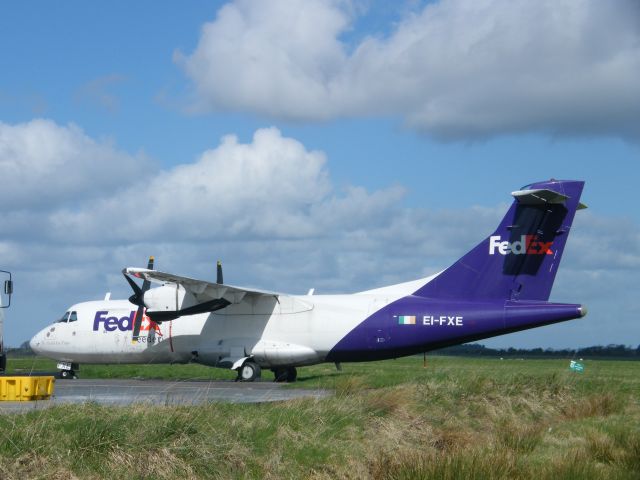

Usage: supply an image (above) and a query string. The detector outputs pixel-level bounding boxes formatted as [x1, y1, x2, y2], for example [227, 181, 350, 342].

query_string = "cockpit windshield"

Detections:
[56, 311, 78, 323]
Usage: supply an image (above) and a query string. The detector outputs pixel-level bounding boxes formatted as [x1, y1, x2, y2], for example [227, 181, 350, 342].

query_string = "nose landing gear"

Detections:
[59, 369, 77, 379]
[57, 362, 79, 379]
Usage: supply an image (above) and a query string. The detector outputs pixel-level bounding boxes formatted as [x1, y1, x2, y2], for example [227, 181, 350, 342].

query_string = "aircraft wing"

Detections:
[126, 268, 280, 300]
[124, 267, 280, 321]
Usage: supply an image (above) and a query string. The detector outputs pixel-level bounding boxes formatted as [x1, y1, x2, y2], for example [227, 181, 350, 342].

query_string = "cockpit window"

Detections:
[57, 311, 71, 323]
[69, 311, 78, 322]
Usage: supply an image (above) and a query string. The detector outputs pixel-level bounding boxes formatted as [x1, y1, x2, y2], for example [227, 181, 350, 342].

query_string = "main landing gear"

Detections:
[272, 367, 297, 383]
[235, 361, 298, 383]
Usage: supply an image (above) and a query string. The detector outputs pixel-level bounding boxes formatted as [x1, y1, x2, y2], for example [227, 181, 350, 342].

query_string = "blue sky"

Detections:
[1, 0, 639, 349]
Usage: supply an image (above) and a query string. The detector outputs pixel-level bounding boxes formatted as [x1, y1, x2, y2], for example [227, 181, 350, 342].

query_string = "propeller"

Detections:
[216, 260, 223, 284]
[122, 257, 229, 326]
[123, 256, 154, 343]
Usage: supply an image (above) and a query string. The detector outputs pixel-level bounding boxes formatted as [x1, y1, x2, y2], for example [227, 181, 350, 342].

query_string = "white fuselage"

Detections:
[29, 277, 430, 369]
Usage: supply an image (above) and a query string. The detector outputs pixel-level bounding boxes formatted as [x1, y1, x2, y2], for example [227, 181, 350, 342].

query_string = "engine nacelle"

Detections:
[143, 284, 197, 313]
[251, 340, 320, 367]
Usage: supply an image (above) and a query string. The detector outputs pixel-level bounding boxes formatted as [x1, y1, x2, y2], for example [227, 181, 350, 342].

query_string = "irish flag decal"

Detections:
[397, 315, 416, 325]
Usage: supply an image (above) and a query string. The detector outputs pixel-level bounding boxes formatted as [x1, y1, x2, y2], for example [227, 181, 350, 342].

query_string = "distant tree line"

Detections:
[7, 341, 33, 356]
[432, 343, 640, 360]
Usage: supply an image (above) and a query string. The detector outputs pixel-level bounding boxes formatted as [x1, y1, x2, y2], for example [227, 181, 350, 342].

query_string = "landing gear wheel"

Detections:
[59, 369, 77, 379]
[273, 367, 297, 383]
[273, 368, 287, 382]
[285, 367, 297, 383]
[237, 361, 261, 382]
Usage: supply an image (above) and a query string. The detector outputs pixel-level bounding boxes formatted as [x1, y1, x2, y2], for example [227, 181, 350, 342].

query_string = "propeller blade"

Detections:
[141, 256, 154, 292]
[123, 274, 143, 305]
[216, 260, 223, 284]
[131, 304, 145, 342]
[128, 256, 154, 343]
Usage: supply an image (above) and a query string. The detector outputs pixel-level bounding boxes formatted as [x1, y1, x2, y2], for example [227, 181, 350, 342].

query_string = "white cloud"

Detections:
[49, 126, 403, 243]
[0, 119, 151, 211]
[564, 212, 640, 271]
[1, 119, 404, 250]
[177, 0, 640, 140]
[176, 0, 351, 119]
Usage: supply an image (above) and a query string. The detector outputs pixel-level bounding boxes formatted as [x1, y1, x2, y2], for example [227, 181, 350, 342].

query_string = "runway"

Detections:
[0, 378, 330, 413]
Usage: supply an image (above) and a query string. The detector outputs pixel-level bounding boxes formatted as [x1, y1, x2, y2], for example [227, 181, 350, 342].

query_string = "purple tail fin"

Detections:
[414, 180, 585, 301]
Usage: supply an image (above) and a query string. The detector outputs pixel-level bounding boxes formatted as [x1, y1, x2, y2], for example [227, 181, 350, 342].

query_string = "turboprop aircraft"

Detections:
[30, 179, 587, 382]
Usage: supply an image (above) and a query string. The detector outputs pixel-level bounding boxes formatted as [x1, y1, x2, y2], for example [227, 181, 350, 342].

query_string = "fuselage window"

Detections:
[69, 311, 78, 322]
[57, 311, 71, 323]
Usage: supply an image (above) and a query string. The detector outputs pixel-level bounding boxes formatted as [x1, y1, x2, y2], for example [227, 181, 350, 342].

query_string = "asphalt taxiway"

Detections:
[0, 378, 330, 413]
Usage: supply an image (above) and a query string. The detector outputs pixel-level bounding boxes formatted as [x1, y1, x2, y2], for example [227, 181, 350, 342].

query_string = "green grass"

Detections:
[1, 355, 639, 479]
[5, 355, 238, 381]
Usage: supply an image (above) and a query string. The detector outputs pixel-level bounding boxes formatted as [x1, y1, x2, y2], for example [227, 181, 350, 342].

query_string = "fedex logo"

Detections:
[489, 235, 553, 256]
[93, 310, 162, 334]
[93, 311, 134, 332]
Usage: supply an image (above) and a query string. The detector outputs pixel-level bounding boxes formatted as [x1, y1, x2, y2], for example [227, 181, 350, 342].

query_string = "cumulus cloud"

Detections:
[0, 119, 150, 211]
[1, 119, 404, 251]
[50, 127, 404, 243]
[564, 212, 640, 271]
[177, 0, 640, 140]
[176, 0, 350, 119]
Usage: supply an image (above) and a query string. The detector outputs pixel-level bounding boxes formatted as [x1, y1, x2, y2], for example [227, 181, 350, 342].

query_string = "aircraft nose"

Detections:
[29, 330, 42, 354]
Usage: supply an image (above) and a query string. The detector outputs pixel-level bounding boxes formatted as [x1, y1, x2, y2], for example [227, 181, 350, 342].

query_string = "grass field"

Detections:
[1, 355, 639, 479]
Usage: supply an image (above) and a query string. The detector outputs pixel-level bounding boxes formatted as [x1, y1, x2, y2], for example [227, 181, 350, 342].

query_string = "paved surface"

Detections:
[0, 378, 330, 413]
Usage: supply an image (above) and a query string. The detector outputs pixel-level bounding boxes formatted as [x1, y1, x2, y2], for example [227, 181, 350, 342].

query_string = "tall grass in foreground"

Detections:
[0, 357, 638, 479]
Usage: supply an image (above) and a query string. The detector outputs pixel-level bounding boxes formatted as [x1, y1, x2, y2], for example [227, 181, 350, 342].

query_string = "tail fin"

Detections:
[414, 179, 585, 301]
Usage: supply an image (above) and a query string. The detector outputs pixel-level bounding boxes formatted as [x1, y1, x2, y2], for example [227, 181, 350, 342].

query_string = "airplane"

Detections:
[30, 179, 587, 382]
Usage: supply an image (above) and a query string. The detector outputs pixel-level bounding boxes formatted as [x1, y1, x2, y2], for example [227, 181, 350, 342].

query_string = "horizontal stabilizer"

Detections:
[511, 188, 568, 205]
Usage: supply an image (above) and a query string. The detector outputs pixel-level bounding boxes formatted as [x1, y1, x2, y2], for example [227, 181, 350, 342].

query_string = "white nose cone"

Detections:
[29, 332, 41, 353]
